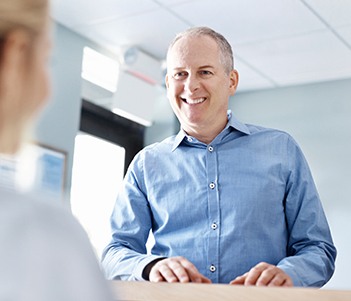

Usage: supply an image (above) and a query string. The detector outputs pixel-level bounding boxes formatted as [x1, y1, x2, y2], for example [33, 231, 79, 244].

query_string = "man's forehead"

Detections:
[167, 35, 220, 66]
[171, 34, 217, 51]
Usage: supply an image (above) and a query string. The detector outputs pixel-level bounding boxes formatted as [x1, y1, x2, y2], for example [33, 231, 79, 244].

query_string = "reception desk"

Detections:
[110, 281, 351, 301]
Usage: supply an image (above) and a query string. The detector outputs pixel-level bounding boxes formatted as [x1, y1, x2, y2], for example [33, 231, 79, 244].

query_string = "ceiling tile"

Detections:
[73, 8, 188, 59]
[336, 25, 351, 46]
[304, 0, 351, 27]
[51, 0, 159, 28]
[169, 0, 326, 44]
[156, 0, 200, 6]
[235, 30, 351, 86]
[235, 59, 276, 92]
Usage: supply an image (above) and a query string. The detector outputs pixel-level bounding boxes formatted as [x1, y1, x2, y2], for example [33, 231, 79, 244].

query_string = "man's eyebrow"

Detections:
[170, 65, 215, 71]
[199, 65, 215, 69]
[172, 67, 185, 71]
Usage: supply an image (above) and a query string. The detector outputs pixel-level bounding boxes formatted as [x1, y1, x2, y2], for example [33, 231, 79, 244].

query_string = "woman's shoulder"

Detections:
[0, 188, 85, 241]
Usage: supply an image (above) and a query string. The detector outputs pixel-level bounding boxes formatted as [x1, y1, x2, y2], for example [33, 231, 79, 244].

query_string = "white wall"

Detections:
[230, 78, 351, 290]
[35, 23, 107, 205]
[34, 24, 83, 204]
[144, 90, 176, 146]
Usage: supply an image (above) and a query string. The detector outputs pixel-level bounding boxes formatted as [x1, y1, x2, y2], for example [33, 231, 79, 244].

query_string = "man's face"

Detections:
[166, 35, 238, 136]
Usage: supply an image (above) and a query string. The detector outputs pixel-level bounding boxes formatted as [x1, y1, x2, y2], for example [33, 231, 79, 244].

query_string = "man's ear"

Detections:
[165, 73, 169, 89]
[229, 69, 239, 95]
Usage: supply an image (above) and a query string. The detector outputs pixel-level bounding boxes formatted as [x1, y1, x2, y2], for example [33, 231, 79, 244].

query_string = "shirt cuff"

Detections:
[133, 255, 166, 281]
[277, 263, 303, 286]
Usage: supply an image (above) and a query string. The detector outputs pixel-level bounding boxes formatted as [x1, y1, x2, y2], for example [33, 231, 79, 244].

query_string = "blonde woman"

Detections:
[0, 1, 114, 300]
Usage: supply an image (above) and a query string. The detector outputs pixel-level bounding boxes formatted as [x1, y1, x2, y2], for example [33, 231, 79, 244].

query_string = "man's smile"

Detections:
[180, 97, 207, 104]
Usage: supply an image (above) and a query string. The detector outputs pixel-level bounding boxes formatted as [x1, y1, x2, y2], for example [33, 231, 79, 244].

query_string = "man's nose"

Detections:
[184, 73, 200, 92]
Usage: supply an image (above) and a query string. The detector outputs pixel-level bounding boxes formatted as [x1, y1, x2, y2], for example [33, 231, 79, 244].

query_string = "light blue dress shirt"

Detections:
[102, 112, 336, 286]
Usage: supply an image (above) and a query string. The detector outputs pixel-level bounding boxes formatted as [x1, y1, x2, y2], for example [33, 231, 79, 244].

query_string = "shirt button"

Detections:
[209, 182, 216, 189]
[187, 137, 193, 142]
[211, 223, 218, 230]
[208, 145, 214, 152]
[210, 265, 216, 272]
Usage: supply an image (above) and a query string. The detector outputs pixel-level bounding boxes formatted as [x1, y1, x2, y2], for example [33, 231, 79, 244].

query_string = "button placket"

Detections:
[206, 141, 219, 282]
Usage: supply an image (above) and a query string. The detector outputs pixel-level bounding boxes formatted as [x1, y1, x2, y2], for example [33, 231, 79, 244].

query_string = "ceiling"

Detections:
[50, 0, 351, 93]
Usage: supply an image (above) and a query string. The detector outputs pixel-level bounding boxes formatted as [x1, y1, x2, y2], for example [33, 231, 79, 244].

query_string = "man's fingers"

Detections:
[244, 263, 267, 285]
[199, 275, 212, 283]
[149, 256, 211, 283]
[282, 278, 294, 287]
[268, 274, 293, 287]
[151, 259, 186, 282]
[177, 257, 211, 283]
[167, 259, 191, 282]
[229, 274, 247, 285]
[255, 263, 293, 287]
[149, 269, 165, 282]
[252, 263, 280, 286]
[229, 263, 293, 287]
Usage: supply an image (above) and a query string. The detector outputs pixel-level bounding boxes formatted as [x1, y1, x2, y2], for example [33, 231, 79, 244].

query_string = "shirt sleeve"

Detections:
[101, 153, 164, 280]
[277, 136, 336, 287]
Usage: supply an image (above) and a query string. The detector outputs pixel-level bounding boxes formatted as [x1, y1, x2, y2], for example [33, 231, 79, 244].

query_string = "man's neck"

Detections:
[183, 119, 227, 145]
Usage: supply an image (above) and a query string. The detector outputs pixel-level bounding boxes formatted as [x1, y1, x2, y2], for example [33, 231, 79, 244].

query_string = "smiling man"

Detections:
[102, 27, 336, 287]
[165, 32, 238, 145]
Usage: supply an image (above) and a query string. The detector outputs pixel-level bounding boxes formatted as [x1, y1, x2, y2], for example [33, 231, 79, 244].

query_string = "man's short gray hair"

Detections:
[167, 26, 234, 74]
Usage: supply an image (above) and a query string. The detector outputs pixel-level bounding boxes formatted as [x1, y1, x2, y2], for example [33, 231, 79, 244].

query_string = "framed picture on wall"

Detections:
[0, 142, 67, 202]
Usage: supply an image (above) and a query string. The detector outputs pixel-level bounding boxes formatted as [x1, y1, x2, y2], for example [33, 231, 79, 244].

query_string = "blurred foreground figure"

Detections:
[0, 1, 113, 300]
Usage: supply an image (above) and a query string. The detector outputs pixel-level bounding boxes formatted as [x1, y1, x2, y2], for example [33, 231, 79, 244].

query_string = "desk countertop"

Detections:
[110, 281, 351, 301]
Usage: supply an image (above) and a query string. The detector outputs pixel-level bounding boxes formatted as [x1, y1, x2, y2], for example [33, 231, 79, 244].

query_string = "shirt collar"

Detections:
[226, 110, 251, 135]
[171, 111, 251, 151]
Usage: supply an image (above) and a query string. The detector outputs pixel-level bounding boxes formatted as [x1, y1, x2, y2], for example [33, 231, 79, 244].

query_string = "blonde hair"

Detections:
[0, 0, 48, 154]
[0, 0, 48, 38]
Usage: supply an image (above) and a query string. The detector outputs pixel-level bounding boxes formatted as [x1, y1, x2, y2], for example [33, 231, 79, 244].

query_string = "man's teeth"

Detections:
[183, 97, 206, 104]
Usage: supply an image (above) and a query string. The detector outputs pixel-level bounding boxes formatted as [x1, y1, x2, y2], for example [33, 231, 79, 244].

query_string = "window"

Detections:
[71, 46, 145, 259]
[70, 133, 125, 258]
[81, 46, 119, 93]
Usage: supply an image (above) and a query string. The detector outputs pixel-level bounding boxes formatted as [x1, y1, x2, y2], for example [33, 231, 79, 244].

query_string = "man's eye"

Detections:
[199, 70, 212, 76]
[173, 72, 187, 79]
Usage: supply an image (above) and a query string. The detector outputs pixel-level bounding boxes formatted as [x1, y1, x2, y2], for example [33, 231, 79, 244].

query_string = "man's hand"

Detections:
[149, 256, 212, 283]
[229, 262, 293, 287]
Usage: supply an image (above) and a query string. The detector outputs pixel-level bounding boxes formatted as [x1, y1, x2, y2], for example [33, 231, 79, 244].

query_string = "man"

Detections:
[102, 27, 336, 287]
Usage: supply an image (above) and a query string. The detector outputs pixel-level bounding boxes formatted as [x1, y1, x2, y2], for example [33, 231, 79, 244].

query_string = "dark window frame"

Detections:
[79, 99, 145, 175]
